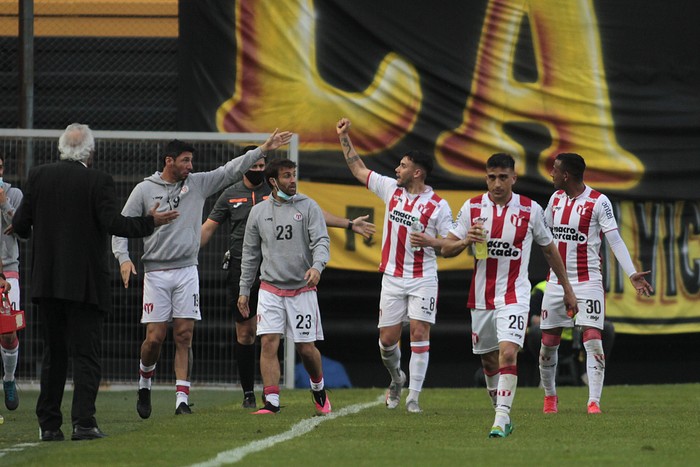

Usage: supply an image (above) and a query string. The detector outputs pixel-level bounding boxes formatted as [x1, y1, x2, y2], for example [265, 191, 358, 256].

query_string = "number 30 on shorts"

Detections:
[584, 299, 602, 315]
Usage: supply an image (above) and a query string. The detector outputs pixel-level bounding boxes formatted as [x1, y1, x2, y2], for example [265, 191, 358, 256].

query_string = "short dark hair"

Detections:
[241, 145, 259, 155]
[162, 139, 195, 166]
[555, 153, 586, 182]
[486, 153, 515, 170]
[264, 158, 296, 188]
[404, 150, 433, 177]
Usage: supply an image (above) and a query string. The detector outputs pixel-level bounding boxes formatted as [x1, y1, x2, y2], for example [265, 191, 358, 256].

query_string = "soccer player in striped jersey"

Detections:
[442, 153, 577, 438]
[538, 153, 653, 415]
[336, 118, 454, 414]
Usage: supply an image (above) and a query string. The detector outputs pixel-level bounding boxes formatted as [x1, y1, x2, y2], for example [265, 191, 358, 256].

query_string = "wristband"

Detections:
[347, 220, 354, 230]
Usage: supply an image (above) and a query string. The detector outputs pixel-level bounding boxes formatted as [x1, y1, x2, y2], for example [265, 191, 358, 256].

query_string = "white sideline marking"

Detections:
[0, 442, 40, 458]
[190, 396, 383, 467]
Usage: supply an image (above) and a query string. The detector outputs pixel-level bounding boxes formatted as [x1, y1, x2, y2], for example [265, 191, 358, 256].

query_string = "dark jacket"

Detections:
[13, 160, 155, 312]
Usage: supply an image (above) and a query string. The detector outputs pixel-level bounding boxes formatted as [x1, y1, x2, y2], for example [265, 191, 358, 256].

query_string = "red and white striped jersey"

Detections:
[451, 192, 552, 309]
[367, 171, 453, 278]
[544, 185, 618, 284]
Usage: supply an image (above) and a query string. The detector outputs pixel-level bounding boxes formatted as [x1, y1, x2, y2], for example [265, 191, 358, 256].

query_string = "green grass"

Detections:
[1, 384, 699, 466]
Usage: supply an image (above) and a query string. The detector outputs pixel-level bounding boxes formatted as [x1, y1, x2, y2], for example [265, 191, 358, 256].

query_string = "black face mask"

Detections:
[245, 169, 264, 186]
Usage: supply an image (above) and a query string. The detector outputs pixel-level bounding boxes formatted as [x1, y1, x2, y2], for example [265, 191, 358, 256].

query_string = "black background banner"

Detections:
[179, 0, 700, 201]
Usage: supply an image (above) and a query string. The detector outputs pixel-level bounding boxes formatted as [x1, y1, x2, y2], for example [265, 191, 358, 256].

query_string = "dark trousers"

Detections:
[35, 299, 104, 431]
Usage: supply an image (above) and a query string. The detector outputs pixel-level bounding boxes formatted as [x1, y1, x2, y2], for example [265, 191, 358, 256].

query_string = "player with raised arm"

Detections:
[336, 118, 454, 413]
[113, 130, 292, 418]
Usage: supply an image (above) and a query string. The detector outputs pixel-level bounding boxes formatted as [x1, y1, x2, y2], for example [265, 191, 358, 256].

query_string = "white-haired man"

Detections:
[13, 123, 178, 441]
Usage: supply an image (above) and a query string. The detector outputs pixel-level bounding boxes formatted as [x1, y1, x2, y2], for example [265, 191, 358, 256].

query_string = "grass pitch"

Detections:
[1, 384, 698, 466]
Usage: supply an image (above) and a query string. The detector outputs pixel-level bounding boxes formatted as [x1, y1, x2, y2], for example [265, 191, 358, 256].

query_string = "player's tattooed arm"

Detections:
[336, 118, 371, 184]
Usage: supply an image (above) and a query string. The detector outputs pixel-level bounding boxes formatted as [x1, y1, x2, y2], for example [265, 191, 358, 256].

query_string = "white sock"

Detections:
[484, 370, 500, 409]
[139, 361, 156, 390]
[310, 377, 324, 392]
[265, 392, 280, 407]
[494, 370, 517, 422]
[379, 339, 403, 382]
[539, 344, 559, 397]
[584, 339, 605, 404]
[176, 379, 190, 407]
[406, 341, 429, 402]
[1, 340, 19, 381]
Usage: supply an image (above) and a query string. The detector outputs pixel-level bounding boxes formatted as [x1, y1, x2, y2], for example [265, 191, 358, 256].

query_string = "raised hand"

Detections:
[261, 128, 294, 152]
[336, 118, 351, 135]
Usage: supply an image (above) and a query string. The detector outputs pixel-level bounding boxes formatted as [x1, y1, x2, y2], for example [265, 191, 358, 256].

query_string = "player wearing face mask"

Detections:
[238, 158, 331, 415]
[201, 148, 271, 408]
[202, 152, 377, 409]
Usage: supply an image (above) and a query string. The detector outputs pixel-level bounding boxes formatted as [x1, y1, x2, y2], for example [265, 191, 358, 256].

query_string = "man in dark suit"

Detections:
[12, 123, 178, 441]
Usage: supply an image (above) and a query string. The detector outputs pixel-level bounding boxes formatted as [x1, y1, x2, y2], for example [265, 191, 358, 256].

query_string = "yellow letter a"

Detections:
[436, 0, 643, 189]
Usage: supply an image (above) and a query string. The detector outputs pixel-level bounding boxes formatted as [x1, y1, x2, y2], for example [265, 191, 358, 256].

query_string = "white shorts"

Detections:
[541, 281, 605, 330]
[256, 289, 324, 343]
[470, 303, 529, 354]
[142, 266, 202, 323]
[378, 275, 438, 328]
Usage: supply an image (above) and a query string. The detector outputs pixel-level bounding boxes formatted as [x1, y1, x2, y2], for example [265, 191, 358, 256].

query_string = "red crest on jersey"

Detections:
[144, 303, 154, 314]
[510, 214, 524, 228]
[576, 204, 589, 217]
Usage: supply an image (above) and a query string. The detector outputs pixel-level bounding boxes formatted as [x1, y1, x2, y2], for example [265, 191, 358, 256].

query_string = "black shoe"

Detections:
[71, 425, 107, 441]
[137, 388, 152, 419]
[40, 429, 65, 441]
[175, 402, 192, 415]
[241, 392, 257, 409]
[3, 379, 19, 410]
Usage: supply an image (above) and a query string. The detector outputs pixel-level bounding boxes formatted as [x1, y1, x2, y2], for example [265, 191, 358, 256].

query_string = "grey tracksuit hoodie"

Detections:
[239, 193, 330, 296]
[0, 182, 23, 274]
[112, 147, 265, 271]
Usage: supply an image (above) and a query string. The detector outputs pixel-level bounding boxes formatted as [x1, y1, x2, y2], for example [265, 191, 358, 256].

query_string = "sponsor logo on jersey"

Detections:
[602, 200, 614, 219]
[485, 240, 521, 258]
[264, 217, 273, 222]
[552, 225, 587, 243]
[153, 195, 163, 200]
[388, 208, 417, 228]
